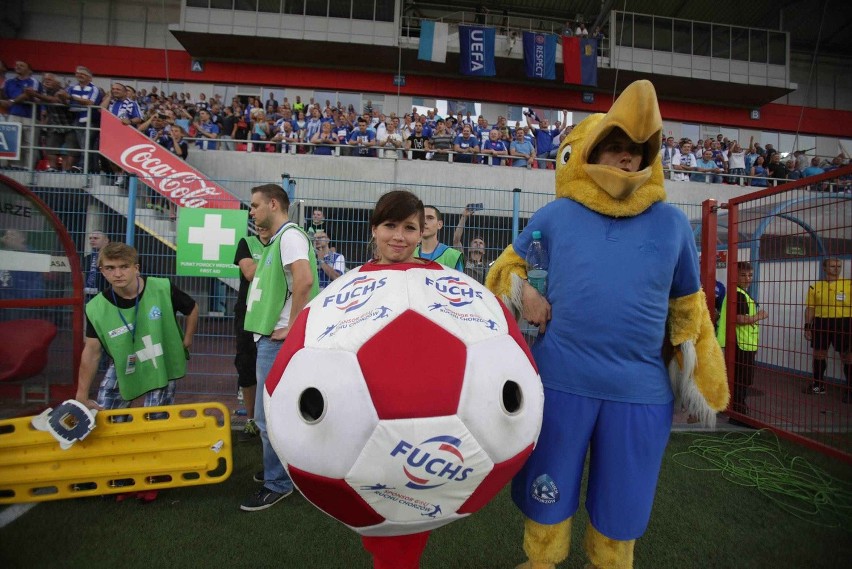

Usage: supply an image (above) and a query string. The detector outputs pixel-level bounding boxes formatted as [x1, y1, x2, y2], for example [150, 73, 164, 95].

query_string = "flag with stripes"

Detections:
[418, 20, 449, 63]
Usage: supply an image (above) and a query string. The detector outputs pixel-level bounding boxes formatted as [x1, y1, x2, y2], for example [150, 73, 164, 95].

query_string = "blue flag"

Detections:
[523, 32, 557, 80]
[459, 26, 496, 76]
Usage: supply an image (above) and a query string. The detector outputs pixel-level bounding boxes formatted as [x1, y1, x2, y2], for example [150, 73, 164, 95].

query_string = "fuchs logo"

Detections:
[321, 275, 387, 313]
[532, 474, 559, 504]
[390, 436, 474, 490]
[424, 276, 482, 307]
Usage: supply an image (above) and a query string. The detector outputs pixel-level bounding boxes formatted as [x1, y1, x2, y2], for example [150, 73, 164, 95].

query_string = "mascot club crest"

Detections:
[390, 435, 474, 490]
[322, 275, 387, 313]
[424, 276, 482, 308]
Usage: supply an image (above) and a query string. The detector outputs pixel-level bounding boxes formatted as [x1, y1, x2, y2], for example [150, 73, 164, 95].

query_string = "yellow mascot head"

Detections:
[555, 79, 666, 217]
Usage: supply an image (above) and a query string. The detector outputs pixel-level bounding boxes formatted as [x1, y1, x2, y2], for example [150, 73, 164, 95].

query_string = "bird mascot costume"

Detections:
[485, 79, 728, 569]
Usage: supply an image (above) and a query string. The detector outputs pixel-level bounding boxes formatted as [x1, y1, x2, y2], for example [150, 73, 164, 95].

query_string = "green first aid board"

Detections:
[176, 207, 248, 277]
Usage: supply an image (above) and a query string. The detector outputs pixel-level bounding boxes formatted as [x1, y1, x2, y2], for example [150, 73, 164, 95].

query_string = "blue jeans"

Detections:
[255, 336, 293, 494]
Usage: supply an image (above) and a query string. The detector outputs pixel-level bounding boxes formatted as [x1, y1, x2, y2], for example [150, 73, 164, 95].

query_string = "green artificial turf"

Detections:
[1, 431, 849, 568]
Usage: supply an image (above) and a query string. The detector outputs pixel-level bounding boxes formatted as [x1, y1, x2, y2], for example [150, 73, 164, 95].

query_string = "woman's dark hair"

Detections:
[371, 190, 425, 230]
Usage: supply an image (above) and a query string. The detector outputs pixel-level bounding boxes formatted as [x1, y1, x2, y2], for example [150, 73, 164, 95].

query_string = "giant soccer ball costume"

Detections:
[264, 261, 543, 561]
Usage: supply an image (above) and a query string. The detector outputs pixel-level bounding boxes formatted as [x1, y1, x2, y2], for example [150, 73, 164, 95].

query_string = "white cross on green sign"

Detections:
[176, 207, 248, 277]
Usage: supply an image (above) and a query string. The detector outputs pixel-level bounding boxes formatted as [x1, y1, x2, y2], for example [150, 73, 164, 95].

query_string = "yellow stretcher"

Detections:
[0, 402, 232, 504]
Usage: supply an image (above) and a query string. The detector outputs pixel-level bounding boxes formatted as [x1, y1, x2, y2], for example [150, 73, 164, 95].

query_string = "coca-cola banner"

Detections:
[99, 112, 241, 209]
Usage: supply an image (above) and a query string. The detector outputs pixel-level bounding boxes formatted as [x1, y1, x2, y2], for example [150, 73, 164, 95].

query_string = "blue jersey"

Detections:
[513, 199, 700, 404]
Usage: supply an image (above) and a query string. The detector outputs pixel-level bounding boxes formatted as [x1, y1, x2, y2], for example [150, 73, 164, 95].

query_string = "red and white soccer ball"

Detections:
[264, 263, 543, 537]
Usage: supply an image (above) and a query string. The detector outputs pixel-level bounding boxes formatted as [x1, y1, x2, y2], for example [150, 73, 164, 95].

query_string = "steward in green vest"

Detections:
[716, 286, 759, 350]
[244, 222, 319, 336]
[76, 242, 198, 409]
[716, 262, 768, 415]
[416, 205, 465, 271]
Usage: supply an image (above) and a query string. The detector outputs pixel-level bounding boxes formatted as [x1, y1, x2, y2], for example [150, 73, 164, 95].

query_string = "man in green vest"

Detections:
[240, 183, 319, 512]
[414, 205, 464, 271]
[716, 261, 768, 415]
[232, 225, 271, 443]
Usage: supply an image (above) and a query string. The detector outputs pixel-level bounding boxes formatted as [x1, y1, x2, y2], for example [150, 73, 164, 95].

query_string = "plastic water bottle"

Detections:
[526, 230, 548, 295]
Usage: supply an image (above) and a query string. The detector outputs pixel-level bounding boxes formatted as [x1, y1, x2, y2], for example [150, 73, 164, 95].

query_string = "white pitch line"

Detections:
[0, 503, 37, 529]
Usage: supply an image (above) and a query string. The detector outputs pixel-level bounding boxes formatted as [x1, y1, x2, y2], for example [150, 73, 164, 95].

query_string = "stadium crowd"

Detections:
[1, 58, 850, 190]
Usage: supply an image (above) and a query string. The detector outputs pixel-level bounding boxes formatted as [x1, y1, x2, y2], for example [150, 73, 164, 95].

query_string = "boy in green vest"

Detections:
[414, 205, 464, 271]
[716, 261, 768, 415]
[76, 243, 198, 414]
[241, 183, 319, 512]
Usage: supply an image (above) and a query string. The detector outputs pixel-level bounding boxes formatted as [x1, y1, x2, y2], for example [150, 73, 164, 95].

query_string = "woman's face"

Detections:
[372, 213, 422, 264]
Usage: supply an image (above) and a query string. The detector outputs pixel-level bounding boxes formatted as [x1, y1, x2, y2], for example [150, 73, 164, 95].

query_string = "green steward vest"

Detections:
[244, 222, 319, 336]
[246, 235, 264, 262]
[414, 243, 463, 271]
[716, 286, 758, 351]
[86, 277, 187, 400]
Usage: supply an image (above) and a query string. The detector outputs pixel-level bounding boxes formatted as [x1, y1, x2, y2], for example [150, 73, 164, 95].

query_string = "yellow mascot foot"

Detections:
[517, 517, 572, 569]
[515, 562, 556, 569]
[583, 524, 634, 569]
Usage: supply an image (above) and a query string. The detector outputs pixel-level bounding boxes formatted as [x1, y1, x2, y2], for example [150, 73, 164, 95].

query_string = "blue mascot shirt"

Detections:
[513, 198, 699, 404]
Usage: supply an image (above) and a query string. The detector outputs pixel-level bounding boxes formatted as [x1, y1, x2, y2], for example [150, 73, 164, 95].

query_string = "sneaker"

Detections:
[803, 383, 826, 395]
[238, 419, 259, 442]
[115, 174, 126, 188]
[240, 487, 292, 511]
[253, 471, 264, 483]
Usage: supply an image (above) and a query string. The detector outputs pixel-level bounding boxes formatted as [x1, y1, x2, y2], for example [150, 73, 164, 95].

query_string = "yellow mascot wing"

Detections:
[485, 245, 527, 321]
[669, 290, 729, 427]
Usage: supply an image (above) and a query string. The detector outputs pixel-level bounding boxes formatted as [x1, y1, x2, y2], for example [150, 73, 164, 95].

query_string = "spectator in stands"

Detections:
[593, 26, 606, 54]
[430, 120, 454, 162]
[453, 124, 480, 164]
[802, 157, 825, 178]
[452, 206, 489, 284]
[482, 129, 509, 166]
[33, 72, 78, 172]
[306, 209, 329, 238]
[764, 143, 777, 162]
[766, 152, 789, 185]
[694, 150, 723, 183]
[305, 106, 324, 145]
[195, 93, 210, 113]
[347, 118, 376, 157]
[218, 106, 236, 151]
[575, 22, 589, 36]
[265, 92, 278, 114]
[314, 231, 345, 290]
[249, 109, 271, 152]
[66, 66, 102, 164]
[272, 120, 299, 154]
[406, 121, 429, 160]
[195, 109, 219, 150]
[794, 150, 808, 173]
[525, 111, 560, 169]
[83, 230, 110, 301]
[787, 159, 802, 181]
[660, 136, 677, 178]
[562, 21, 574, 36]
[510, 127, 535, 168]
[3, 60, 42, 168]
[727, 140, 747, 185]
[671, 141, 698, 181]
[749, 155, 768, 187]
[311, 121, 336, 156]
[164, 125, 188, 159]
[378, 120, 404, 159]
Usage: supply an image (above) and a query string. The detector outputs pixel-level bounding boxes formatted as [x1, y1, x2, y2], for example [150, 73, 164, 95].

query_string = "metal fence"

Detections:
[711, 165, 852, 461]
[1, 167, 712, 403]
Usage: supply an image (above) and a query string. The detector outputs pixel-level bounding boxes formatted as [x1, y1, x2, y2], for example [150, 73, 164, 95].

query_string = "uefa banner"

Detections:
[458, 26, 496, 77]
[523, 32, 557, 80]
[99, 112, 241, 209]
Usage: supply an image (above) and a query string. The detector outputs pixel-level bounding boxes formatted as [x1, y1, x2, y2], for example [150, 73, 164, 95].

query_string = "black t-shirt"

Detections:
[767, 161, 788, 180]
[233, 237, 255, 319]
[85, 276, 196, 338]
[408, 134, 429, 159]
